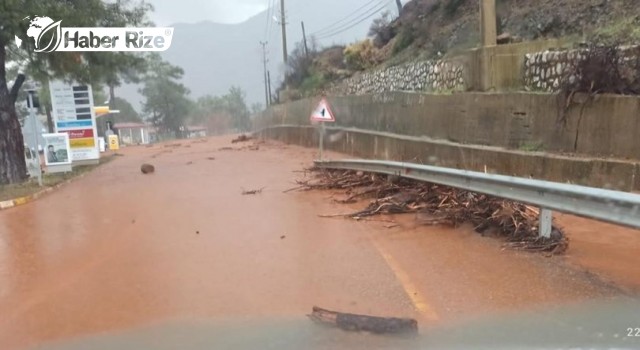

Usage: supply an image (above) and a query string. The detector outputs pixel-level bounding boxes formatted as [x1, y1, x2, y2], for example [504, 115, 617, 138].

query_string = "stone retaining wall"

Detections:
[524, 46, 640, 91]
[333, 58, 466, 95]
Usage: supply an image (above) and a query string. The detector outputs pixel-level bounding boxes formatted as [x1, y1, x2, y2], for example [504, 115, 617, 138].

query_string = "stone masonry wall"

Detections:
[333, 58, 466, 96]
[523, 50, 577, 91]
[524, 46, 640, 92]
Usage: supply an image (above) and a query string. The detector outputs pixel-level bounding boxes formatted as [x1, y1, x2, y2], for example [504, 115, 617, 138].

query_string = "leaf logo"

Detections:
[34, 20, 62, 53]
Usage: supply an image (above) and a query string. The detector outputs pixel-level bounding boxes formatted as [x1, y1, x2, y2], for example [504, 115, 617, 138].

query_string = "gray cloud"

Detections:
[148, 0, 267, 25]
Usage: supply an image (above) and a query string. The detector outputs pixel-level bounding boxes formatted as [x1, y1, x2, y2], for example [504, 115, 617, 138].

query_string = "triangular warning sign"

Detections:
[310, 98, 335, 122]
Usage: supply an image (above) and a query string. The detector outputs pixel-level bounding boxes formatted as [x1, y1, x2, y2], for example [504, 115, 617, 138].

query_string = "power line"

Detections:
[309, 0, 388, 36]
[264, 0, 275, 41]
[315, 1, 392, 40]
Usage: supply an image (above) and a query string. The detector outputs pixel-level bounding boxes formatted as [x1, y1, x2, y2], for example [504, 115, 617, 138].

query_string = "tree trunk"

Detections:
[109, 83, 116, 110]
[0, 43, 28, 185]
[396, 0, 403, 14]
[45, 104, 54, 133]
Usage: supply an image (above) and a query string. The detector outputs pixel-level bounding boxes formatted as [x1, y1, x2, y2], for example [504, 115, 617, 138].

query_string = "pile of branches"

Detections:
[295, 168, 568, 254]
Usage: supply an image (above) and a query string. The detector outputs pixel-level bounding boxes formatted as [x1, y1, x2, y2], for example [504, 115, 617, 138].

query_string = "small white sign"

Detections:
[42, 133, 72, 166]
[310, 98, 336, 122]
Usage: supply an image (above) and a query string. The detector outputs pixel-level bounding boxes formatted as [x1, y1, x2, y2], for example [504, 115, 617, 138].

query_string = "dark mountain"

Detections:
[119, 0, 397, 109]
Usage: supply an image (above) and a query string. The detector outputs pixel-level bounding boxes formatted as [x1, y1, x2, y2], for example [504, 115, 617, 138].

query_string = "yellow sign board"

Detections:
[70, 137, 96, 148]
[108, 135, 120, 150]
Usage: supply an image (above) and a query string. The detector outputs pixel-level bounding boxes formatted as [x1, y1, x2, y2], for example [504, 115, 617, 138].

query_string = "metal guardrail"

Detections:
[314, 159, 640, 234]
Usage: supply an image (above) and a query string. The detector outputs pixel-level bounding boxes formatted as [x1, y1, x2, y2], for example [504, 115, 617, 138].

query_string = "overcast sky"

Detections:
[149, 0, 267, 25]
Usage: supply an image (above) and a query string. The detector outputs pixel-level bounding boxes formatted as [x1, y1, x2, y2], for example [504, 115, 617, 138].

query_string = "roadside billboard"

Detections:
[42, 133, 72, 166]
[49, 80, 99, 163]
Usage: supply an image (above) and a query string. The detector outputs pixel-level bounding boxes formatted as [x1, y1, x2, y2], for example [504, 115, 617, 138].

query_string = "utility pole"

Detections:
[260, 41, 270, 107]
[301, 21, 309, 59]
[267, 70, 273, 104]
[395, 0, 403, 15]
[280, 0, 289, 116]
[480, 0, 497, 46]
[280, 0, 288, 65]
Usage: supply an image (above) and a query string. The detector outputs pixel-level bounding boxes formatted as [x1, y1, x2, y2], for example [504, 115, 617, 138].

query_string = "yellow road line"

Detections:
[370, 238, 440, 321]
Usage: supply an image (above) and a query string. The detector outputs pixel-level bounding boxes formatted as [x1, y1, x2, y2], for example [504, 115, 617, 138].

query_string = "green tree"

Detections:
[0, 0, 152, 184]
[250, 102, 263, 115]
[189, 87, 251, 133]
[140, 54, 191, 137]
[224, 86, 250, 131]
[111, 97, 142, 123]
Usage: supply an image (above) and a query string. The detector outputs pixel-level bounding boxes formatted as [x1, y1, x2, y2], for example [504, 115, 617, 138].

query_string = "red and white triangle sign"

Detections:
[310, 98, 336, 122]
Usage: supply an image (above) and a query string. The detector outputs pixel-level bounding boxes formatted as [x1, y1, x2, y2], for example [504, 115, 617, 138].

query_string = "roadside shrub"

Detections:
[561, 44, 640, 96]
[392, 27, 415, 54]
[300, 71, 328, 95]
[557, 43, 640, 149]
[369, 11, 395, 48]
[344, 40, 381, 71]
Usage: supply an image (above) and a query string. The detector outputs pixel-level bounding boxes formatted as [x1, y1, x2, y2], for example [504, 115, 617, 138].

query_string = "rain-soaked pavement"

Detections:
[0, 136, 638, 349]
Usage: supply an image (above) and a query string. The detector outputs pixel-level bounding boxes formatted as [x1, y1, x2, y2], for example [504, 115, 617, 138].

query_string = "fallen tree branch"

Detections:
[308, 306, 418, 335]
[293, 167, 569, 254]
[241, 187, 265, 195]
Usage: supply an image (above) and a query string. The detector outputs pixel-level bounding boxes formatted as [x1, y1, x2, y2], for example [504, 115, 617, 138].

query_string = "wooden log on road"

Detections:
[308, 306, 418, 334]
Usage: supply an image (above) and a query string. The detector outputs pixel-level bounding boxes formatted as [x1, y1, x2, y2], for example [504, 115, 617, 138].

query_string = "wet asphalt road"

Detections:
[0, 136, 635, 349]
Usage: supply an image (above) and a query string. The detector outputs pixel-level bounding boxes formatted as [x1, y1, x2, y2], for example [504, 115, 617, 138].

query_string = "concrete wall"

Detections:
[257, 92, 640, 161]
[255, 91, 640, 191]
[257, 126, 639, 191]
[471, 38, 568, 91]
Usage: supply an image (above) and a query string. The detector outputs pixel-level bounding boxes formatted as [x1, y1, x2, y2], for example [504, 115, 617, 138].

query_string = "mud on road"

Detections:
[0, 135, 636, 349]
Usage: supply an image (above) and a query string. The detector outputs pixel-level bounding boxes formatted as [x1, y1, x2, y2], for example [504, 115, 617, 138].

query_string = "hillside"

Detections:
[383, 0, 639, 61]
[278, 0, 640, 99]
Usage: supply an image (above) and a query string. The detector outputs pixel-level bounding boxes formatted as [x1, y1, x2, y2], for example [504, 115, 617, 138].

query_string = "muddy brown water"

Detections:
[0, 136, 636, 349]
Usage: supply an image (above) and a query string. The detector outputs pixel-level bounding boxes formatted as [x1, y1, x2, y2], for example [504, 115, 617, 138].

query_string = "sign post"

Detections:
[310, 98, 336, 160]
[26, 90, 43, 186]
[49, 80, 100, 165]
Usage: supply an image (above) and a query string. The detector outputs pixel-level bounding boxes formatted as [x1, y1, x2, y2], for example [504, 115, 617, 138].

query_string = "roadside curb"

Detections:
[0, 173, 88, 211]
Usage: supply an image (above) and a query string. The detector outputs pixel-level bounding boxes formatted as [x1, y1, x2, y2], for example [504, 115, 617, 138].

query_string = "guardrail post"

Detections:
[539, 208, 553, 238]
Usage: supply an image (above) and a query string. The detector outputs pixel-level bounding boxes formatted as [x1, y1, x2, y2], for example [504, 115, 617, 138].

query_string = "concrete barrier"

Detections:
[256, 125, 639, 192]
[256, 92, 640, 161]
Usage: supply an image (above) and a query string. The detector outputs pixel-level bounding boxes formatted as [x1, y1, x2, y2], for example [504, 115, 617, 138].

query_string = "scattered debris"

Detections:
[196, 231, 200, 235]
[186, 161, 194, 165]
[283, 185, 306, 193]
[114, 153, 125, 157]
[280, 235, 286, 239]
[308, 306, 418, 335]
[140, 164, 155, 174]
[241, 187, 265, 195]
[231, 134, 253, 143]
[164, 143, 182, 148]
[294, 168, 568, 253]
[206, 157, 216, 161]
[218, 147, 234, 151]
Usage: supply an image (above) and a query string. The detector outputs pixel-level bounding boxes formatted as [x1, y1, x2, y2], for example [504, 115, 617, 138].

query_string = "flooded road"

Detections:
[0, 136, 634, 349]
